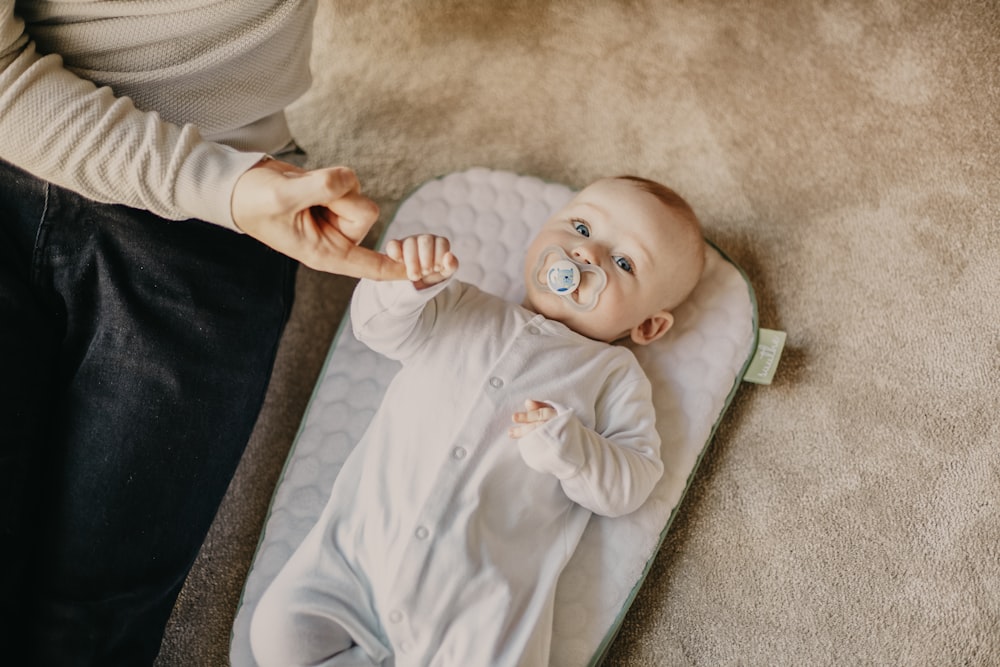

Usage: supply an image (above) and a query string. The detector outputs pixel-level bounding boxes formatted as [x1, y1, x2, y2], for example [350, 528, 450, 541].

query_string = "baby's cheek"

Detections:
[589, 297, 637, 340]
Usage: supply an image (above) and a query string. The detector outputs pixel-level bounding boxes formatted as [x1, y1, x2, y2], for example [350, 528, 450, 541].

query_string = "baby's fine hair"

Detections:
[614, 175, 706, 309]
[614, 175, 701, 229]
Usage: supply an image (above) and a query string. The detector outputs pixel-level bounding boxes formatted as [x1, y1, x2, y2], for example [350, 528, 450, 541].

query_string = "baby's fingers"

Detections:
[419, 235, 456, 276]
[384, 234, 458, 286]
[432, 236, 458, 277]
[401, 236, 427, 281]
[384, 237, 425, 279]
[508, 423, 538, 439]
[437, 252, 459, 281]
[515, 400, 555, 423]
[417, 234, 437, 276]
[509, 400, 556, 438]
[385, 238, 404, 263]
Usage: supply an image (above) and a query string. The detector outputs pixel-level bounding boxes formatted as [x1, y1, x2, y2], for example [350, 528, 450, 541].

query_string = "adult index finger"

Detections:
[333, 244, 409, 281]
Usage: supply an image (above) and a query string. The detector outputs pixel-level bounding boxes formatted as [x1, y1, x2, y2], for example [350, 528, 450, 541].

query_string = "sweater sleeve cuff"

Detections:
[173, 142, 267, 231]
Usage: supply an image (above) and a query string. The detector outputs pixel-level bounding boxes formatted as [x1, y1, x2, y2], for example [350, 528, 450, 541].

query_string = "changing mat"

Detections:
[230, 168, 758, 666]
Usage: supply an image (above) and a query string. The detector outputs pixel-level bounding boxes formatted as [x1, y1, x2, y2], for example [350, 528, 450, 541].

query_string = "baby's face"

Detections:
[522, 178, 692, 343]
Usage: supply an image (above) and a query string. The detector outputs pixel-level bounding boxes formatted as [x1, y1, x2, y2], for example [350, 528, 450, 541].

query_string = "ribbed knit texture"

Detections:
[0, 0, 315, 228]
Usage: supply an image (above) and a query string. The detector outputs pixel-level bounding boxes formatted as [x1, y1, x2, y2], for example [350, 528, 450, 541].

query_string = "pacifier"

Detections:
[532, 245, 607, 311]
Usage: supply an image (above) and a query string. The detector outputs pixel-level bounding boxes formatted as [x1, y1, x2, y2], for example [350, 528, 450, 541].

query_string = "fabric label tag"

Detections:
[743, 328, 786, 385]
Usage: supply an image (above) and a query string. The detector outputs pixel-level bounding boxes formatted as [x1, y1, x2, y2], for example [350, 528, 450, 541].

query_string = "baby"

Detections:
[251, 176, 706, 667]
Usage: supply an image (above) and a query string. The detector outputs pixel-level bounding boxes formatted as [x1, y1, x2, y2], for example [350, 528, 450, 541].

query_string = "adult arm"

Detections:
[0, 2, 405, 279]
[0, 1, 259, 228]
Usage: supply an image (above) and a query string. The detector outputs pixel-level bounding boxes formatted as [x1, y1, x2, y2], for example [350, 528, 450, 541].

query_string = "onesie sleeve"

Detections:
[350, 277, 462, 361]
[0, 3, 263, 230]
[516, 366, 663, 518]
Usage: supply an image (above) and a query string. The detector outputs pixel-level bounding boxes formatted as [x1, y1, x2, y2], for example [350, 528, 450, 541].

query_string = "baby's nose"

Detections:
[572, 245, 597, 265]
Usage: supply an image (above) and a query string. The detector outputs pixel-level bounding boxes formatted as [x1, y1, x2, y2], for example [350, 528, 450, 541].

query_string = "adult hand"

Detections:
[231, 158, 407, 280]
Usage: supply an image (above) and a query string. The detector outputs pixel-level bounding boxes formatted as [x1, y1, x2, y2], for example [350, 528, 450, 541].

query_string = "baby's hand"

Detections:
[385, 234, 459, 289]
[508, 399, 556, 439]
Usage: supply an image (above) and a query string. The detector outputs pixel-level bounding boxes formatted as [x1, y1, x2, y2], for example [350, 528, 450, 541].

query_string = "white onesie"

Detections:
[251, 276, 663, 667]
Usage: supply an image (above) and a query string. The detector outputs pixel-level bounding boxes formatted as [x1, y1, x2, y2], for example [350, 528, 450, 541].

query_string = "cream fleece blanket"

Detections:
[157, 1, 1000, 665]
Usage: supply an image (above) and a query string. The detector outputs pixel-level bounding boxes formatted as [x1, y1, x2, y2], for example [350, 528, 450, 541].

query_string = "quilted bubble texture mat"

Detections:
[231, 167, 757, 666]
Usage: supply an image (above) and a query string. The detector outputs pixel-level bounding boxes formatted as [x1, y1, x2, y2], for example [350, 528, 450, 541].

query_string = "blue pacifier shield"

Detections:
[546, 259, 581, 294]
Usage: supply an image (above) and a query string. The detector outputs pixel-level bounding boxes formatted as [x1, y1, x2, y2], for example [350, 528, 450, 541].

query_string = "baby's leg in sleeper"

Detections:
[250, 519, 389, 667]
[251, 584, 353, 667]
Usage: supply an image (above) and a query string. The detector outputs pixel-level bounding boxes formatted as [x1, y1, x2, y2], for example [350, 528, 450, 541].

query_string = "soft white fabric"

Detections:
[251, 276, 662, 667]
[0, 0, 315, 228]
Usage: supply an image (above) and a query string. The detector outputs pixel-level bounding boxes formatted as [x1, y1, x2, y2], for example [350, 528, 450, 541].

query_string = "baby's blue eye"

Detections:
[573, 220, 590, 237]
[614, 256, 633, 273]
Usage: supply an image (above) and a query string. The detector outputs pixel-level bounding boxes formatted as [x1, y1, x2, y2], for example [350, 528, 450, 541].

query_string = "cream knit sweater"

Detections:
[0, 0, 316, 229]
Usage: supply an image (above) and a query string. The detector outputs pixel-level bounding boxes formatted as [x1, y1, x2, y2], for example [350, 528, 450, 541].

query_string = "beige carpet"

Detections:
[156, 1, 1000, 664]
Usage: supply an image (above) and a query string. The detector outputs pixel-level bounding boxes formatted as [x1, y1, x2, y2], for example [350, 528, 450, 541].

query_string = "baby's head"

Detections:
[522, 176, 706, 345]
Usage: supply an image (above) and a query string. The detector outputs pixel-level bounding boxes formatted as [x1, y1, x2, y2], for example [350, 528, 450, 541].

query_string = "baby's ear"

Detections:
[629, 310, 674, 346]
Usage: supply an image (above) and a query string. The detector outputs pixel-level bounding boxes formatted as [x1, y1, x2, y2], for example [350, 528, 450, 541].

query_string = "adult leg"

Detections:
[0, 164, 58, 637]
[4, 163, 297, 665]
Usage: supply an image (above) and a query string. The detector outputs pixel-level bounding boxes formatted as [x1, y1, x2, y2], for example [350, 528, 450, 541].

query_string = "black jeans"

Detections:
[0, 160, 297, 664]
